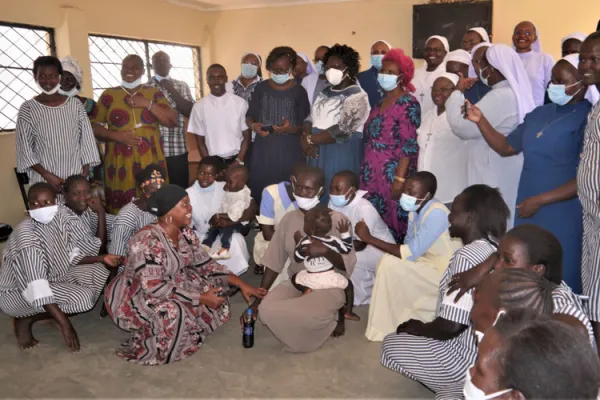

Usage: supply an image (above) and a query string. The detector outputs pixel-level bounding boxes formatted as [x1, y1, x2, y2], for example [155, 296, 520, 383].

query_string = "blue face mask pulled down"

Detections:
[547, 82, 581, 106]
[371, 54, 384, 70]
[378, 73, 399, 92]
[271, 72, 291, 85]
[196, 181, 215, 192]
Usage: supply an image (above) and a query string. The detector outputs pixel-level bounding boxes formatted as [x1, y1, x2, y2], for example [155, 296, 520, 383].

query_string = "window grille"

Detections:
[0, 22, 55, 131]
[88, 35, 202, 101]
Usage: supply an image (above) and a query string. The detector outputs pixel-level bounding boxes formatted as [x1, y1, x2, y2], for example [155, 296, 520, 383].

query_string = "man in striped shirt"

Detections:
[149, 51, 194, 188]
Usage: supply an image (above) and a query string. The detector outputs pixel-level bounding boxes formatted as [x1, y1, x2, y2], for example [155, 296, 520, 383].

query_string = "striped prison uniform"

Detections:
[578, 101, 600, 322]
[108, 201, 157, 257]
[15, 97, 100, 184]
[0, 206, 108, 317]
[380, 239, 497, 394]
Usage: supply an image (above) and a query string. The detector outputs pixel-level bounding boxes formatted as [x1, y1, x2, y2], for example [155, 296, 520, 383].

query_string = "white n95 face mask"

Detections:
[325, 68, 346, 86]
[37, 82, 61, 95]
[29, 205, 59, 224]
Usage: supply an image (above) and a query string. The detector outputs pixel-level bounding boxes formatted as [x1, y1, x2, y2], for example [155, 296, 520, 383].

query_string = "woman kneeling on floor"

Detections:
[0, 183, 118, 351]
[104, 184, 266, 365]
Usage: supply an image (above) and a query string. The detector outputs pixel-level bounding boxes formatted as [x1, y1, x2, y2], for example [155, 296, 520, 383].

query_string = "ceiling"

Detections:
[166, 0, 360, 12]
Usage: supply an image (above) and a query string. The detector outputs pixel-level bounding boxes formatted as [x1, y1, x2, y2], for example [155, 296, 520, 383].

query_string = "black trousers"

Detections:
[166, 153, 189, 189]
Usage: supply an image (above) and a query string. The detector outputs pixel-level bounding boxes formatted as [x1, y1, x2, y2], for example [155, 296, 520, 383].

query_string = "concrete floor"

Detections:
[0, 230, 434, 398]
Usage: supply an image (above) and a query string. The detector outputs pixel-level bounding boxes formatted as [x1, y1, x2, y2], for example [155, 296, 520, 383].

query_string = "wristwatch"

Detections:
[236, 158, 245, 165]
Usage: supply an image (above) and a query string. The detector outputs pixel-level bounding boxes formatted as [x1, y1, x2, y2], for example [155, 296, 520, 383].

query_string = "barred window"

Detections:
[88, 35, 202, 101]
[0, 22, 56, 132]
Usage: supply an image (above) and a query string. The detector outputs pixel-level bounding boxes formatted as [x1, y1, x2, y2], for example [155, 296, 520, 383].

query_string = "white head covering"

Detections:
[468, 42, 492, 78]
[560, 53, 580, 70]
[371, 40, 392, 51]
[242, 52, 262, 66]
[447, 49, 471, 66]
[297, 52, 316, 75]
[426, 35, 450, 53]
[561, 32, 589, 45]
[468, 27, 490, 43]
[560, 53, 599, 105]
[486, 44, 535, 123]
[60, 56, 83, 85]
[437, 72, 459, 86]
[512, 21, 542, 52]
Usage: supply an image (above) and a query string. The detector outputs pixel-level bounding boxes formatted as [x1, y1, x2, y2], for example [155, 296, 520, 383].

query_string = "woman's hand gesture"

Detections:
[239, 282, 268, 304]
[273, 118, 292, 134]
[201, 288, 226, 309]
[102, 254, 123, 268]
[337, 219, 351, 235]
[354, 219, 371, 242]
[464, 100, 483, 124]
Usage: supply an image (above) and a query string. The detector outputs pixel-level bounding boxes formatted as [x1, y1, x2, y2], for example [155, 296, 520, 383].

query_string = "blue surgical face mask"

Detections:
[196, 181, 215, 192]
[547, 82, 581, 106]
[478, 66, 490, 87]
[241, 63, 258, 79]
[378, 73, 399, 92]
[371, 54, 384, 70]
[315, 60, 325, 76]
[154, 74, 169, 82]
[330, 188, 354, 208]
[399, 193, 429, 212]
[271, 72, 291, 85]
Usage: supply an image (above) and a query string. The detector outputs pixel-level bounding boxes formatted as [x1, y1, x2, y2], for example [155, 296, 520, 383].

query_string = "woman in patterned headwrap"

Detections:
[105, 184, 266, 365]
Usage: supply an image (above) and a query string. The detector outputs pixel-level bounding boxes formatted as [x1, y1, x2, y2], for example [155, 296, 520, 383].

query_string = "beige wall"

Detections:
[1, 0, 599, 228]
[207, 0, 600, 80]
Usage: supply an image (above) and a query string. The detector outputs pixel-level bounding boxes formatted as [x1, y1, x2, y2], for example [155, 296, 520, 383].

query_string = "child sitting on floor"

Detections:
[291, 206, 360, 321]
[202, 165, 252, 260]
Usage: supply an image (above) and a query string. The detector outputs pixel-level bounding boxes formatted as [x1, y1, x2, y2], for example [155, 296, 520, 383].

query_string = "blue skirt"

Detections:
[308, 128, 363, 205]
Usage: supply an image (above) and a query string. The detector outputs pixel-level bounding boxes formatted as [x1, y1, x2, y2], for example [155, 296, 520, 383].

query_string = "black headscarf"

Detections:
[147, 184, 187, 217]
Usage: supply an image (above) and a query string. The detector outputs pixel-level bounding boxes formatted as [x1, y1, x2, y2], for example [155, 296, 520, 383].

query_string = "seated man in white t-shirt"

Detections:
[188, 64, 251, 168]
[328, 170, 396, 306]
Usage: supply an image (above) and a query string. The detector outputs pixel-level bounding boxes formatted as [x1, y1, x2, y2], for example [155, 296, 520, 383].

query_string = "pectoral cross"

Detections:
[536, 131, 543, 139]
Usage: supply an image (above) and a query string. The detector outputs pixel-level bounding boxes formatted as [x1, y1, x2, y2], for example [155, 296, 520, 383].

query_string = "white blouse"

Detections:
[417, 108, 468, 204]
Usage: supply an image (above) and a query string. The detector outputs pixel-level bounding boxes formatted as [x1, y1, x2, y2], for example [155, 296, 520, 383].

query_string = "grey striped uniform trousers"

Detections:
[381, 240, 496, 393]
[577, 101, 600, 322]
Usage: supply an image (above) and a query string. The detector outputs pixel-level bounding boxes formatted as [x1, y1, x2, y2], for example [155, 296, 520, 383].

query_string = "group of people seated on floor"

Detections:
[2, 16, 600, 399]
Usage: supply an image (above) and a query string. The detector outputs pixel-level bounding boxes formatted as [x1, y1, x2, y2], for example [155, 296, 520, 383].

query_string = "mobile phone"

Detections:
[261, 125, 274, 133]
[462, 101, 469, 118]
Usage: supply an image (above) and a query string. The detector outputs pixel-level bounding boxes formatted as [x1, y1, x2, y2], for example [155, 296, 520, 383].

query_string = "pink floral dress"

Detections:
[105, 224, 230, 365]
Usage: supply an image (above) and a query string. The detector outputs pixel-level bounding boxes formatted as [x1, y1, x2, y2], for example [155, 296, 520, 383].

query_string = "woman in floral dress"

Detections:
[361, 49, 420, 243]
[105, 184, 266, 365]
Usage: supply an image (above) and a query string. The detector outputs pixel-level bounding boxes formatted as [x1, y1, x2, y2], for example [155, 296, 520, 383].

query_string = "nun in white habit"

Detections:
[413, 35, 449, 117]
[512, 21, 555, 107]
[417, 72, 467, 205]
[446, 44, 535, 226]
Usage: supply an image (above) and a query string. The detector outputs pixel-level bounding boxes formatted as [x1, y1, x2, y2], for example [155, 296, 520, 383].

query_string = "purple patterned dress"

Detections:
[360, 94, 420, 243]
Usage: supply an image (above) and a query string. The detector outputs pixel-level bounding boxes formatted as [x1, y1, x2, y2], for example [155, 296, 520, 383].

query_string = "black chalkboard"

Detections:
[412, 1, 493, 58]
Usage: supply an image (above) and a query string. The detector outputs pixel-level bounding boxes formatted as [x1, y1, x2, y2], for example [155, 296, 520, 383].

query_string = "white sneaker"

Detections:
[201, 244, 212, 253]
[211, 248, 232, 260]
